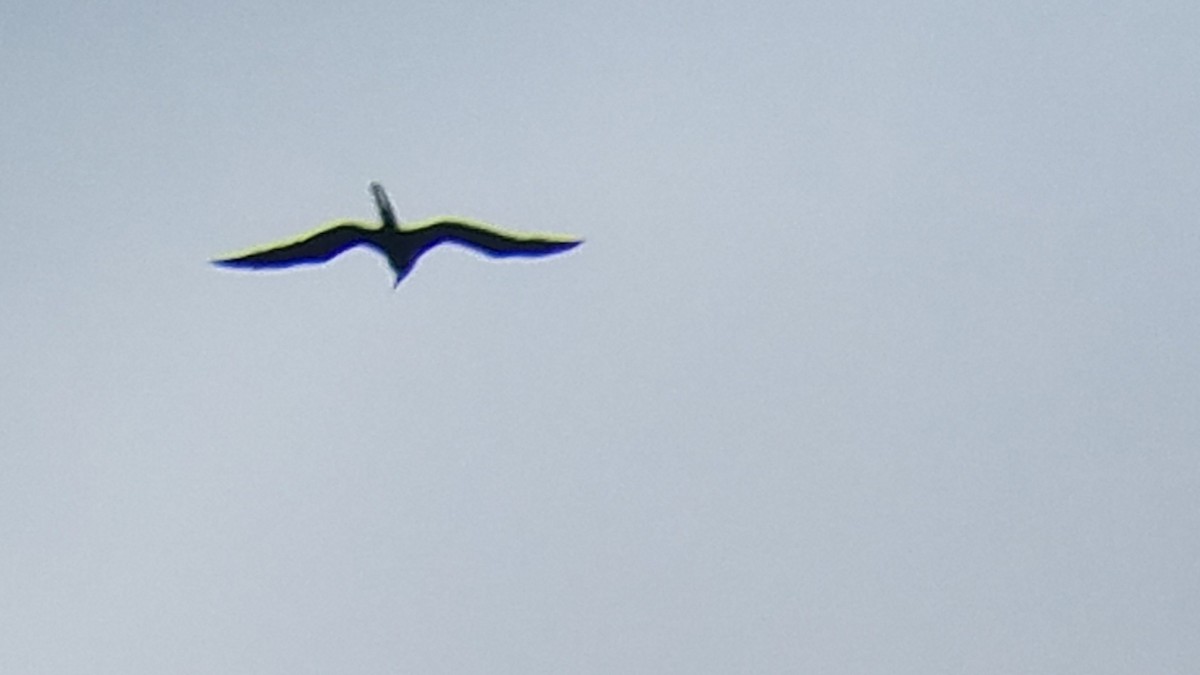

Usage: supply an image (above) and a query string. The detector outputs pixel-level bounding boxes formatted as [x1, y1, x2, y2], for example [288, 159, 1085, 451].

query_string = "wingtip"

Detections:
[211, 256, 255, 269]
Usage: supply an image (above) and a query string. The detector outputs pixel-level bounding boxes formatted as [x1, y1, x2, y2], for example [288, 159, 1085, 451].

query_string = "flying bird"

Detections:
[213, 183, 582, 287]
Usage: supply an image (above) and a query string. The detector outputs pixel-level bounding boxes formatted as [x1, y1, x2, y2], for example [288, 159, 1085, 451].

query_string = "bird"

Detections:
[212, 182, 582, 288]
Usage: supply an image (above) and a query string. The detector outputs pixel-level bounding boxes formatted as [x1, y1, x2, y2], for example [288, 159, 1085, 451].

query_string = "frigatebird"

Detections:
[213, 183, 581, 287]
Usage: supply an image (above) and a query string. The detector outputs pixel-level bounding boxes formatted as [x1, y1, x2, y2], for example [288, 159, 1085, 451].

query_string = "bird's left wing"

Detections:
[406, 218, 582, 259]
[212, 222, 375, 269]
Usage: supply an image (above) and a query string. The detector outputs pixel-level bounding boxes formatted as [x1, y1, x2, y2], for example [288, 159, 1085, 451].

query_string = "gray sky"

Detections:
[2, 1, 1198, 672]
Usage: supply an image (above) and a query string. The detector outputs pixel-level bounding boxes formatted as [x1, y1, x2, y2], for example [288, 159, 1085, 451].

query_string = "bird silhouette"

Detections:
[213, 183, 582, 287]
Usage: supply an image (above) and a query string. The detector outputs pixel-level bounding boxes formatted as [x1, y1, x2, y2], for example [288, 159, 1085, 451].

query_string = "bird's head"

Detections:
[369, 182, 400, 230]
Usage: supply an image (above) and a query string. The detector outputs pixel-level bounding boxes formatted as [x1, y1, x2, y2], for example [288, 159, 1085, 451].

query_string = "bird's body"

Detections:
[213, 183, 581, 287]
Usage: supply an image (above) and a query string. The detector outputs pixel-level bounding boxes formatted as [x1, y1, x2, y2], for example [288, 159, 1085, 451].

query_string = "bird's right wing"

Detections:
[212, 222, 375, 269]
[407, 218, 583, 259]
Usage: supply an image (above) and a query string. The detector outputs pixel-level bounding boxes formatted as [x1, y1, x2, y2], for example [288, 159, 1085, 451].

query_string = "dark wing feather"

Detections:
[212, 223, 375, 269]
[408, 219, 582, 259]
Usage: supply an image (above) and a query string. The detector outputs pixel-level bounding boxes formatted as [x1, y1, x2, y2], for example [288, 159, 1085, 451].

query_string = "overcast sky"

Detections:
[2, 1, 1199, 672]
